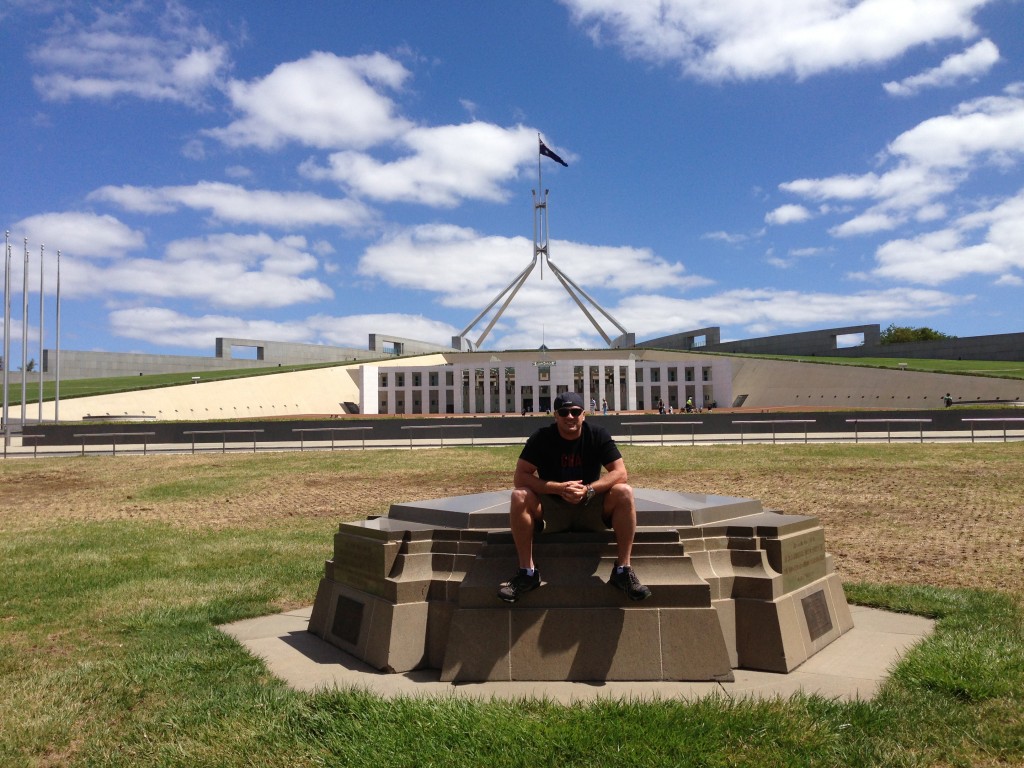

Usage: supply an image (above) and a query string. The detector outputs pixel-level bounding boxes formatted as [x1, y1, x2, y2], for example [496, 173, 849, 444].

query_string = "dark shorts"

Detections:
[538, 492, 610, 533]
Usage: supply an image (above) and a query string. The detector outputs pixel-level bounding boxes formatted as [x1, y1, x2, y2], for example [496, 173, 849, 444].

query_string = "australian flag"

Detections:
[539, 139, 568, 167]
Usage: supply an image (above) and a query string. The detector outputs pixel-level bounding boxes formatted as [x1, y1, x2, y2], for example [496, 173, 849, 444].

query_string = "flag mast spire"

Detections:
[452, 136, 633, 351]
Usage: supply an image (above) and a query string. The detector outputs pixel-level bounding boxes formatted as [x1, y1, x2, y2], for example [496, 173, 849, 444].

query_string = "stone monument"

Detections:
[308, 489, 853, 682]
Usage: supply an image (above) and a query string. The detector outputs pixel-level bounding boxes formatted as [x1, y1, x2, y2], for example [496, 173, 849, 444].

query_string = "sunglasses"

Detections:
[557, 407, 584, 418]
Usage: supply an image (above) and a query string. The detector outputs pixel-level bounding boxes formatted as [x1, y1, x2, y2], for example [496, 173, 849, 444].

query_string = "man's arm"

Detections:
[514, 458, 588, 504]
[589, 457, 628, 495]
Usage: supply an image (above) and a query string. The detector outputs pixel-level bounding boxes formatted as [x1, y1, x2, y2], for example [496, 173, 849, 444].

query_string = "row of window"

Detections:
[378, 364, 717, 389]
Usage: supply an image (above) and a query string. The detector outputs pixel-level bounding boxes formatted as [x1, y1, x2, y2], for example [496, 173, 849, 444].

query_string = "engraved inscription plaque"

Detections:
[801, 589, 833, 641]
[332, 594, 364, 646]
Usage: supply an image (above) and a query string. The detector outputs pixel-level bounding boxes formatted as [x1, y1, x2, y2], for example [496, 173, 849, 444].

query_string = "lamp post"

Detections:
[2, 232, 11, 444]
[38, 244, 44, 423]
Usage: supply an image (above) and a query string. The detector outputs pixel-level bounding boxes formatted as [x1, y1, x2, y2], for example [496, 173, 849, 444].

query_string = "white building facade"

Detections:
[361, 351, 732, 415]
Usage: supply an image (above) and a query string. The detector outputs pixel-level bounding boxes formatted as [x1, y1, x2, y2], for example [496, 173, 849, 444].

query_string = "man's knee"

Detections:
[510, 488, 541, 522]
[511, 487, 537, 508]
[607, 483, 634, 507]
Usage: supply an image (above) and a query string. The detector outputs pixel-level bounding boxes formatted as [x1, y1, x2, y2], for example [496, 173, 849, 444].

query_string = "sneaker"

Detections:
[497, 569, 541, 603]
[609, 565, 652, 601]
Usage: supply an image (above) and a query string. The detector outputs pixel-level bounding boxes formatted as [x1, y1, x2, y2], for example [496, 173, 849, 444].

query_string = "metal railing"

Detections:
[732, 419, 816, 445]
[292, 426, 374, 451]
[846, 418, 931, 443]
[400, 424, 482, 449]
[181, 429, 264, 454]
[621, 421, 703, 446]
[71, 431, 157, 456]
[961, 417, 1024, 443]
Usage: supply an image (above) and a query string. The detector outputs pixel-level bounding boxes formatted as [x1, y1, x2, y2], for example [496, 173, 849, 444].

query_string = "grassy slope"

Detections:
[1, 446, 1022, 767]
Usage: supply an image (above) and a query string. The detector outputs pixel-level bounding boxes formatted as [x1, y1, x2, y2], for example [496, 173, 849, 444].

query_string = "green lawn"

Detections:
[1, 446, 1022, 767]
[729, 354, 1024, 379]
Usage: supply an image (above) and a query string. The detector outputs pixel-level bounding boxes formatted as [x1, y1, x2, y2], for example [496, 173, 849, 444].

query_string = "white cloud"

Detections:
[888, 89, 1024, 169]
[12, 211, 145, 258]
[562, 0, 992, 81]
[702, 230, 750, 244]
[866, 188, 1024, 285]
[207, 51, 413, 150]
[108, 307, 313, 348]
[358, 224, 706, 306]
[301, 122, 541, 206]
[777, 85, 1024, 237]
[615, 287, 967, 337]
[88, 181, 377, 230]
[107, 307, 457, 350]
[308, 313, 458, 349]
[884, 38, 1000, 96]
[765, 204, 812, 225]
[31, 230, 333, 308]
[355, 224, 711, 348]
[29, 1, 229, 106]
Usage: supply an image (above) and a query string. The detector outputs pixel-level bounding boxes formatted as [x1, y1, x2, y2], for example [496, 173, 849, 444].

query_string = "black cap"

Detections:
[553, 392, 584, 410]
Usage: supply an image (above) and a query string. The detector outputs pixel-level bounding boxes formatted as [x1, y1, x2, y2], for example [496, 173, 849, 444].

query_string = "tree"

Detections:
[880, 324, 955, 344]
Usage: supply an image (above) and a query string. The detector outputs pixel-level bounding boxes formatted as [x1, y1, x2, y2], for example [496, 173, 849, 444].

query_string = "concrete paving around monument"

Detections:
[220, 603, 934, 703]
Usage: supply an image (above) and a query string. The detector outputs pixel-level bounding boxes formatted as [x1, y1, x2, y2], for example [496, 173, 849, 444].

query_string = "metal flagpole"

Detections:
[55, 250, 61, 423]
[38, 244, 44, 423]
[2, 232, 10, 444]
[21, 238, 29, 426]
[536, 134, 544, 279]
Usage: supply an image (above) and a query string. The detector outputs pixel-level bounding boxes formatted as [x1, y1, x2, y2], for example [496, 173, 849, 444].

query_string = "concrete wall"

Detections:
[829, 331, 1024, 362]
[39, 338, 392, 381]
[639, 327, 722, 351]
[730, 357, 1023, 409]
[643, 324, 1024, 362]
[215, 337, 385, 364]
[368, 334, 455, 355]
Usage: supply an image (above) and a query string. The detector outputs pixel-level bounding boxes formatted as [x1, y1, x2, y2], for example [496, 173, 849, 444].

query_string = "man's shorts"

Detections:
[538, 492, 610, 533]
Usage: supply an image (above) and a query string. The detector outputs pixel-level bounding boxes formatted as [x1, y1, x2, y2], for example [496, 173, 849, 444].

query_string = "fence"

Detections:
[5, 415, 1024, 458]
[400, 424, 482, 449]
[181, 429, 264, 454]
[292, 426, 374, 451]
[72, 431, 157, 456]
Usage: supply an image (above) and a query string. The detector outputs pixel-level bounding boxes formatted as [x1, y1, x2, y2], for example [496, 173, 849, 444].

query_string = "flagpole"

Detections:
[2, 232, 10, 445]
[537, 135, 544, 279]
[38, 244, 44, 423]
[21, 238, 29, 426]
[55, 250, 61, 423]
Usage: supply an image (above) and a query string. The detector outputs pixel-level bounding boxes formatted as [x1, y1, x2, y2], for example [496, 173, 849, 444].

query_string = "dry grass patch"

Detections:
[2, 443, 1022, 594]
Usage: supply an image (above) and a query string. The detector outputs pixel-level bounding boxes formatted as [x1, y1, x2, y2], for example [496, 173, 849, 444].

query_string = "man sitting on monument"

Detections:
[498, 392, 652, 603]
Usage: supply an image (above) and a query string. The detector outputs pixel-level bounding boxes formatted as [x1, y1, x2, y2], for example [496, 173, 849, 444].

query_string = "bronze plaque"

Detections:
[332, 594, 364, 646]
[801, 590, 833, 641]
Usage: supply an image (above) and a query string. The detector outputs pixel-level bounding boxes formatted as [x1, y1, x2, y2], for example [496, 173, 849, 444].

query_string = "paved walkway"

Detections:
[220, 604, 934, 704]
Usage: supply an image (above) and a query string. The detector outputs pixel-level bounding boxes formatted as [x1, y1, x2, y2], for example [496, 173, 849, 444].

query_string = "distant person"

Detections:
[685, 396, 694, 413]
[943, 393, 953, 408]
[498, 392, 651, 603]
[658, 398, 665, 415]
[602, 398, 608, 415]
[591, 397, 597, 414]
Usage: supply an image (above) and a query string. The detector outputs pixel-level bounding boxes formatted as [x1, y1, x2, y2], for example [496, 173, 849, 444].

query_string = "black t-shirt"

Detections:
[519, 421, 622, 485]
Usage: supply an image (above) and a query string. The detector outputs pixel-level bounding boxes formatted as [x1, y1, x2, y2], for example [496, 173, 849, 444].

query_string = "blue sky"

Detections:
[2, 0, 1023, 363]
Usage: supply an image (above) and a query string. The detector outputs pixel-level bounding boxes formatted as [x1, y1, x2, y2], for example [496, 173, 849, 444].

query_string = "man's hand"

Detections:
[557, 480, 588, 504]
